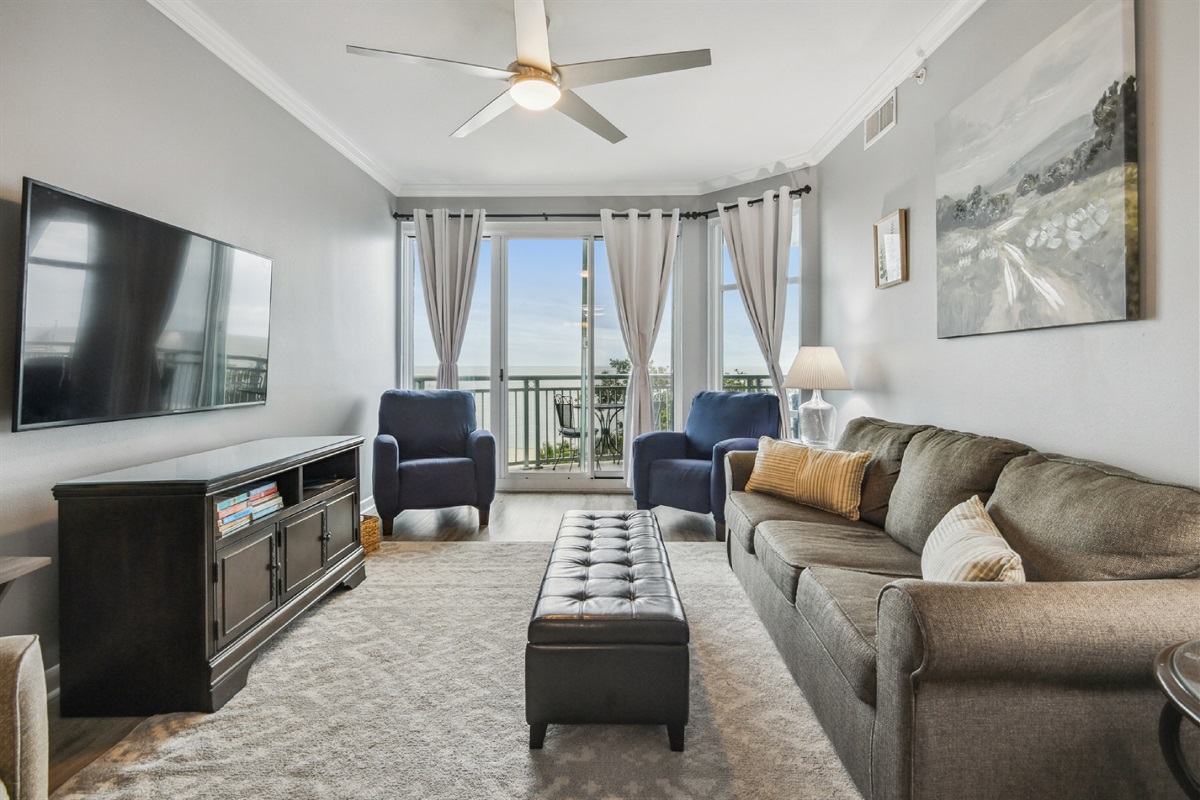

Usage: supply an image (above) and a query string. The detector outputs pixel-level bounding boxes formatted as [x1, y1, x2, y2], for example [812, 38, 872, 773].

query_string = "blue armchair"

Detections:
[373, 389, 497, 535]
[632, 391, 781, 541]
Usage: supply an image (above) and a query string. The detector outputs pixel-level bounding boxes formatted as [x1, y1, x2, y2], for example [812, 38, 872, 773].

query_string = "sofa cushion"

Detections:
[922, 496, 1025, 583]
[987, 453, 1200, 581]
[885, 427, 1031, 554]
[726, 491, 880, 555]
[756, 520, 922, 603]
[796, 567, 895, 705]
[745, 438, 873, 520]
[837, 418, 933, 528]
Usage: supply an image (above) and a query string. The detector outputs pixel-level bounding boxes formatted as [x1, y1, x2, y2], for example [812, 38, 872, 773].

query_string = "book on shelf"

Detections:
[247, 481, 278, 500]
[216, 491, 250, 512]
[251, 497, 285, 520]
[217, 506, 253, 529]
[217, 516, 251, 536]
[217, 500, 249, 520]
[303, 477, 343, 493]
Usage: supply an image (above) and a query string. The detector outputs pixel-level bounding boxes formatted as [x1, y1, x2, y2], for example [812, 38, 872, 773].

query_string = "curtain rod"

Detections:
[390, 185, 811, 221]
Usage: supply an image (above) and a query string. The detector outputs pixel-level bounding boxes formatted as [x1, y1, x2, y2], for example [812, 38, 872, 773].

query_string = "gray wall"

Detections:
[0, 1, 397, 672]
[817, 0, 1199, 485]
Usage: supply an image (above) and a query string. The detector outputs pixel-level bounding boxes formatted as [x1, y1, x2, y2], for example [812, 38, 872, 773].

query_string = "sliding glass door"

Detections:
[404, 223, 673, 489]
[499, 232, 626, 484]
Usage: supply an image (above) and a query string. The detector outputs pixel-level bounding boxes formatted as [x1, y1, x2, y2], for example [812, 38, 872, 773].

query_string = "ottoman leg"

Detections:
[530, 723, 548, 749]
[668, 723, 685, 752]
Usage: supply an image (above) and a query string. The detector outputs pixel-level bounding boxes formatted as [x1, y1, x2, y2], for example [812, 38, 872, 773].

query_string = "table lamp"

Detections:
[784, 347, 851, 448]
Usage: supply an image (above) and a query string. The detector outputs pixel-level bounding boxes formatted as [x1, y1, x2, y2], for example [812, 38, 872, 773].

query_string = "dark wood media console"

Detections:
[53, 436, 366, 716]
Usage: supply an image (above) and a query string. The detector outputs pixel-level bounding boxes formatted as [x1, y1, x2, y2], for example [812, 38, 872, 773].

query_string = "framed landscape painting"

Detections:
[934, 0, 1138, 338]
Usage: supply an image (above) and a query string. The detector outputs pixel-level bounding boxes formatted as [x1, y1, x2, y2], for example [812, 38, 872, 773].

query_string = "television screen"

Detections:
[14, 179, 272, 431]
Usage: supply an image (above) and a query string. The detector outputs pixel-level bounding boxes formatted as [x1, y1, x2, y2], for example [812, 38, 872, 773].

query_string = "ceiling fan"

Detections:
[347, 0, 711, 143]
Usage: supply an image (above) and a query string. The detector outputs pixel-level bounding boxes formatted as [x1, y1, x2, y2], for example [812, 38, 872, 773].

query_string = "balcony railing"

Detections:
[413, 371, 771, 471]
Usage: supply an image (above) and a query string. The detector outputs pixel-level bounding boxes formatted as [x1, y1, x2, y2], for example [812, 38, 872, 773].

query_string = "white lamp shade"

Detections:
[784, 346, 851, 391]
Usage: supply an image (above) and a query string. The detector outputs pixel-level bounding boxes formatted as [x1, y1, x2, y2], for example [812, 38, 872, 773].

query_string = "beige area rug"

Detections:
[53, 542, 859, 800]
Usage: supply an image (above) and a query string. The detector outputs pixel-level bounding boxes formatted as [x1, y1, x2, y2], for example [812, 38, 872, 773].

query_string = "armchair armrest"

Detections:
[0, 635, 47, 800]
[372, 434, 400, 518]
[467, 429, 497, 507]
[631, 431, 688, 507]
[872, 578, 1200, 800]
[711, 437, 764, 524]
[724, 449, 759, 495]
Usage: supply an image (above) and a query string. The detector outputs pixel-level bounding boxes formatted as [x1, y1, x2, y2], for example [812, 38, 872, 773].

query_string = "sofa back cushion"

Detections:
[885, 427, 1031, 554]
[987, 453, 1200, 581]
[837, 417, 932, 528]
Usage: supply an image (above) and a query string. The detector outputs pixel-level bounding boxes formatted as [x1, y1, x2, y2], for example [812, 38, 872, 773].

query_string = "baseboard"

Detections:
[360, 494, 376, 517]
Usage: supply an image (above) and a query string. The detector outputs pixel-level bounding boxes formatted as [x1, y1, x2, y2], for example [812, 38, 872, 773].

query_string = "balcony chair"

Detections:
[373, 389, 496, 535]
[551, 394, 582, 470]
[632, 391, 781, 541]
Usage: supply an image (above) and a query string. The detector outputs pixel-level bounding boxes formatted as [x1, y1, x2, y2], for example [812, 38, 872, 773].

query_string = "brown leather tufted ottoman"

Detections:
[525, 510, 690, 751]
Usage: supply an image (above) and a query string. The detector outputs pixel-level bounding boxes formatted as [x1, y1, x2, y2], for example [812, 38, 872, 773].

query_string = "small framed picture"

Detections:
[874, 209, 908, 289]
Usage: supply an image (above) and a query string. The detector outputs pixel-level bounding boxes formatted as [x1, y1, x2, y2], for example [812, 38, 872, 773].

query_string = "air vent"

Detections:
[864, 91, 897, 149]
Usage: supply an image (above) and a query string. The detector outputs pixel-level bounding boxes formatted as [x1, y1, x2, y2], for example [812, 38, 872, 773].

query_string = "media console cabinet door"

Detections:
[215, 527, 278, 650]
[281, 506, 326, 598]
[325, 491, 359, 564]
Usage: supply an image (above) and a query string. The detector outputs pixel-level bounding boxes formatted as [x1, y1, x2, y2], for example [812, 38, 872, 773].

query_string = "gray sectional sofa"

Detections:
[724, 417, 1200, 800]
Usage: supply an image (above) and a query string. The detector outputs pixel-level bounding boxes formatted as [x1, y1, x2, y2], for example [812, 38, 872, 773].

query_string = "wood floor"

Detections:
[47, 492, 716, 792]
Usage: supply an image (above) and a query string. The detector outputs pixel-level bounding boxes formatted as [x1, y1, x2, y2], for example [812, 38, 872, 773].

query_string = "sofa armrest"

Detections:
[711, 438, 764, 524]
[631, 431, 688, 507]
[877, 578, 1200, 683]
[0, 635, 47, 800]
[872, 578, 1200, 800]
[724, 450, 758, 495]
[372, 434, 400, 518]
[467, 429, 497, 507]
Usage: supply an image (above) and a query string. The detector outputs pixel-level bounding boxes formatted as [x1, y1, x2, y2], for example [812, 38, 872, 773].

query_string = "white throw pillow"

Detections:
[921, 495, 1025, 582]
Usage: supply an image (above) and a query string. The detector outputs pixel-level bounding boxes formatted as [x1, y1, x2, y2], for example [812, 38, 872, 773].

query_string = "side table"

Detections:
[1154, 639, 1200, 799]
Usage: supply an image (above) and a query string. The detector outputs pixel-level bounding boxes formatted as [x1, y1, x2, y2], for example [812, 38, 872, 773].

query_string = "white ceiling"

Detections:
[150, 0, 984, 197]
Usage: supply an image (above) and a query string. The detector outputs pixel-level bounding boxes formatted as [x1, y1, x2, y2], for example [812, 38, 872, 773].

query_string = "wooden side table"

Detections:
[1154, 639, 1200, 800]
[0, 556, 51, 605]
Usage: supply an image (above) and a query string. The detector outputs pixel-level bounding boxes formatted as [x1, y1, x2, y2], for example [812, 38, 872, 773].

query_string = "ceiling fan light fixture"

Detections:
[509, 71, 561, 111]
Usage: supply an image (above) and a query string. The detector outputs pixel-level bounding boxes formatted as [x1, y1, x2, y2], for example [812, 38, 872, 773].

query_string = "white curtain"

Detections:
[600, 208, 680, 484]
[718, 187, 793, 432]
[413, 208, 486, 389]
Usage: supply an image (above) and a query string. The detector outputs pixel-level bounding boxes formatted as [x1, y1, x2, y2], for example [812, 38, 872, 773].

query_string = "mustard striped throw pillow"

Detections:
[744, 438, 872, 521]
[921, 495, 1026, 582]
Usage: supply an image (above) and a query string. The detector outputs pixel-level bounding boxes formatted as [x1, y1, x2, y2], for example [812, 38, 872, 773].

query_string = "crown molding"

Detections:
[146, 0, 406, 195]
[148, 0, 984, 200]
[695, 0, 986, 196]
[395, 181, 707, 199]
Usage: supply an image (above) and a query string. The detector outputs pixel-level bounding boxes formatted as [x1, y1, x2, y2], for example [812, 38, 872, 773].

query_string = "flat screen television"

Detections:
[13, 179, 273, 431]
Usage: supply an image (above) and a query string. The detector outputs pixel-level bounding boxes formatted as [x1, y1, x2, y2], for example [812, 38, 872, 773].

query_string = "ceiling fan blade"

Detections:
[513, 0, 553, 73]
[558, 49, 712, 90]
[555, 90, 626, 144]
[346, 45, 515, 82]
[451, 90, 518, 138]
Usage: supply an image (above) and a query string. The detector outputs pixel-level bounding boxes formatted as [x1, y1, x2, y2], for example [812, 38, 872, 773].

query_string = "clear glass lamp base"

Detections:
[798, 390, 837, 449]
